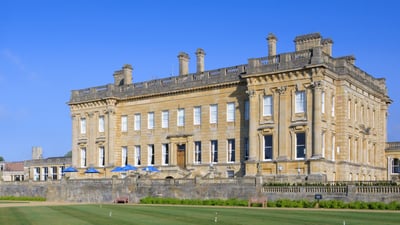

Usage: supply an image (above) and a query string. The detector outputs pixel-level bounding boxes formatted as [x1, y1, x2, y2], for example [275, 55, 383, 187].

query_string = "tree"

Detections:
[0, 156, 4, 161]
[64, 151, 72, 157]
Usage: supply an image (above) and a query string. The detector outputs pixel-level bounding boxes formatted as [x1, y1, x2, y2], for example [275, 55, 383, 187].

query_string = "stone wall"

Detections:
[1, 177, 399, 204]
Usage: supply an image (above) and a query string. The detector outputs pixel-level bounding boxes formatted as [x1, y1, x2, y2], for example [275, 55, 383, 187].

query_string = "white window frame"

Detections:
[147, 112, 155, 129]
[162, 144, 169, 165]
[331, 96, 335, 117]
[321, 132, 325, 157]
[121, 146, 128, 166]
[98, 146, 105, 167]
[194, 141, 201, 164]
[332, 134, 335, 161]
[295, 91, 306, 113]
[210, 104, 218, 124]
[134, 114, 141, 131]
[80, 147, 86, 167]
[211, 140, 218, 163]
[98, 116, 105, 133]
[227, 102, 235, 122]
[80, 118, 86, 134]
[148, 145, 154, 165]
[264, 135, 273, 160]
[227, 139, 235, 163]
[193, 106, 201, 125]
[121, 115, 128, 132]
[161, 110, 169, 128]
[134, 145, 141, 166]
[295, 133, 306, 159]
[177, 108, 185, 127]
[263, 95, 273, 116]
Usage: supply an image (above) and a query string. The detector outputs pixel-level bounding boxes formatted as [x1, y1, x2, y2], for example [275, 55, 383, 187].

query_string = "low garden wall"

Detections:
[1, 176, 399, 203]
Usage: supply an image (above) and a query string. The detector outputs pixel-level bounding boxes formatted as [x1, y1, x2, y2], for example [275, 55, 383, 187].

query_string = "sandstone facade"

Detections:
[68, 33, 391, 182]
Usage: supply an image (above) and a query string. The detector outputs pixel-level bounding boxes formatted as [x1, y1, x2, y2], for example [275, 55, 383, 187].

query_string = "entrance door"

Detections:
[177, 144, 186, 169]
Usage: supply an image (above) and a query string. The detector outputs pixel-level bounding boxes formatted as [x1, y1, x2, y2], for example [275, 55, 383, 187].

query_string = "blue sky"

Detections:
[1, 0, 399, 161]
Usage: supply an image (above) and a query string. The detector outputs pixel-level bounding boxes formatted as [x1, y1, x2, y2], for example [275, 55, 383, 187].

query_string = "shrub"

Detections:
[0, 196, 46, 201]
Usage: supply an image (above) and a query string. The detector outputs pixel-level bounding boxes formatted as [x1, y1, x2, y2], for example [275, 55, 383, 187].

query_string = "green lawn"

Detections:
[0, 204, 399, 225]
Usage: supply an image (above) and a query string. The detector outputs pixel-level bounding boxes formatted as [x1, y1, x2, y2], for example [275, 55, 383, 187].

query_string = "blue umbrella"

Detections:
[142, 165, 160, 172]
[122, 164, 137, 171]
[84, 167, 100, 173]
[111, 166, 125, 172]
[63, 166, 78, 173]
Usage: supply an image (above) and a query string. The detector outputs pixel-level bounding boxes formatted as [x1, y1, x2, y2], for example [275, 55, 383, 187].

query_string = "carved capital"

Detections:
[246, 89, 256, 98]
[276, 86, 287, 95]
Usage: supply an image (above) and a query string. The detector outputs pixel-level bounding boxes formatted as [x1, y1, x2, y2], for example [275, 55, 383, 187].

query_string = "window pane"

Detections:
[228, 139, 235, 162]
[194, 106, 201, 125]
[134, 114, 141, 131]
[263, 95, 273, 116]
[148, 145, 154, 165]
[135, 146, 141, 166]
[122, 146, 128, 166]
[121, 115, 128, 132]
[211, 140, 218, 163]
[162, 144, 169, 165]
[80, 118, 86, 134]
[99, 147, 105, 167]
[244, 100, 249, 120]
[227, 102, 235, 122]
[210, 104, 218, 124]
[80, 148, 86, 167]
[296, 133, 306, 158]
[295, 91, 306, 113]
[194, 141, 202, 164]
[162, 110, 169, 128]
[148, 112, 154, 129]
[177, 108, 185, 126]
[264, 135, 273, 160]
[98, 116, 105, 132]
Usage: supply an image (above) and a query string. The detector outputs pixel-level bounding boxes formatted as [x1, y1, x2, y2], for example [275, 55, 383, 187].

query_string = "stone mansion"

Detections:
[68, 33, 392, 182]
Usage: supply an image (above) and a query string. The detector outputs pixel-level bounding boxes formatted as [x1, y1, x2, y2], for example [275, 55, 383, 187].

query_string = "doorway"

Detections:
[177, 144, 186, 169]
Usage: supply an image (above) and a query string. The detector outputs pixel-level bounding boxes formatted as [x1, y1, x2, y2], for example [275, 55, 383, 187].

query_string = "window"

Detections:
[134, 114, 141, 131]
[177, 108, 185, 127]
[211, 140, 218, 163]
[162, 110, 169, 128]
[331, 96, 335, 117]
[80, 148, 87, 167]
[194, 106, 201, 125]
[98, 116, 105, 132]
[296, 133, 306, 159]
[148, 112, 154, 129]
[134, 145, 141, 166]
[244, 100, 249, 121]
[210, 104, 218, 124]
[162, 144, 169, 165]
[99, 146, 105, 167]
[393, 158, 400, 173]
[321, 91, 325, 114]
[244, 138, 249, 160]
[121, 115, 128, 132]
[264, 135, 273, 160]
[263, 95, 273, 116]
[354, 102, 358, 121]
[227, 139, 235, 162]
[80, 118, 86, 134]
[295, 91, 306, 113]
[148, 145, 154, 165]
[121, 146, 128, 166]
[52, 167, 57, 180]
[194, 141, 202, 164]
[227, 102, 235, 122]
[43, 167, 48, 181]
[34, 167, 40, 181]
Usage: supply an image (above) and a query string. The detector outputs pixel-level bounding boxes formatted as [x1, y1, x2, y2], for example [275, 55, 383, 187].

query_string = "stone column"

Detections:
[71, 113, 79, 167]
[277, 86, 288, 160]
[247, 89, 258, 161]
[312, 81, 323, 158]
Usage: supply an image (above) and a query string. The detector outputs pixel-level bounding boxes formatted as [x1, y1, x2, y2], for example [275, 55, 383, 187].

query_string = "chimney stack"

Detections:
[267, 33, 277, 56]
[195, 48, 206, 73]
[322, 38, 333, 56]
[114, 64, 133, 86]
[178, 52, 190, 75]
[122, 64, 133, 85]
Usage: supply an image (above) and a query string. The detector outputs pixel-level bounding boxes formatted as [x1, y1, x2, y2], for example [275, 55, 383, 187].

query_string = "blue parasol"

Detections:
[142, 165, 160, 172]
[122, 164, 137, 171]
[63, 166, 78, 173]
[84, 167, 100, 173]
[111, 166, 125, 172]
